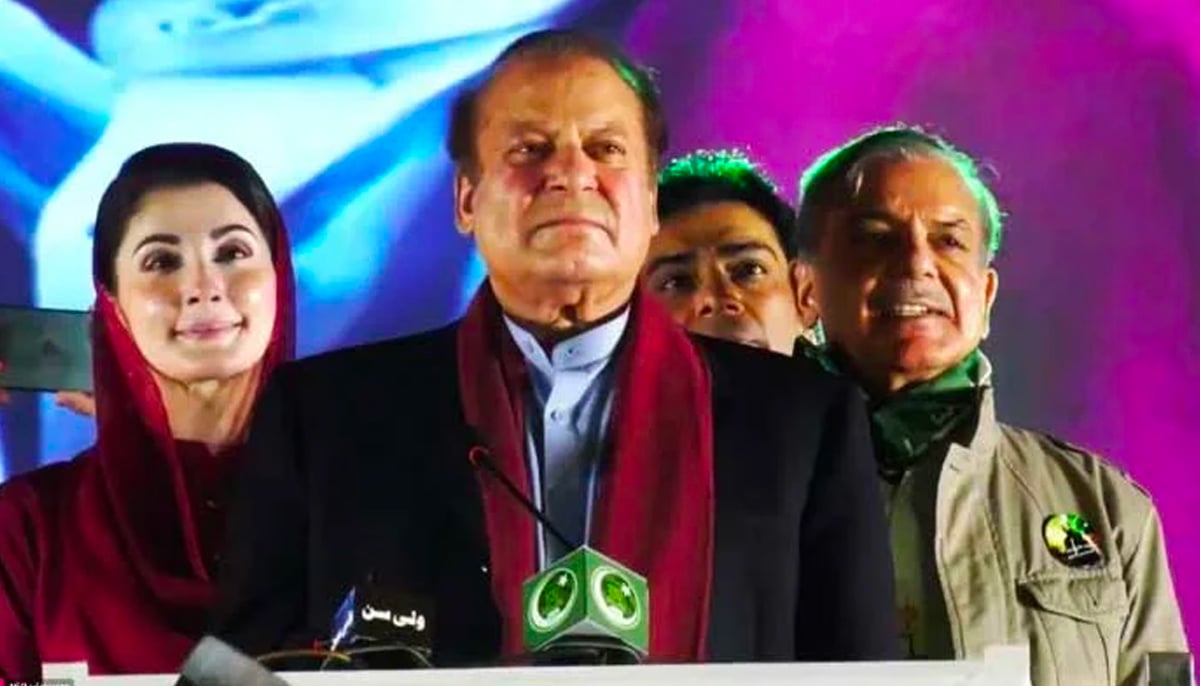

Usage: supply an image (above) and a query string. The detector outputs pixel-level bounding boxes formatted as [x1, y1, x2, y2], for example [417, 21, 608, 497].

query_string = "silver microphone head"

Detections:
[177, 636, 292, 686]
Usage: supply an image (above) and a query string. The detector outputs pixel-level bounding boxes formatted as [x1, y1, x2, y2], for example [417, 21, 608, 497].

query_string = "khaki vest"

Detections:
[931, 378, 1187, 685]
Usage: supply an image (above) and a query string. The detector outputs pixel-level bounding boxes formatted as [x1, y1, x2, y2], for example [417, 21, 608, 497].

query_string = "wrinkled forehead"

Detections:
[840, 149, 984, 225]
[476, 53, 647, 139]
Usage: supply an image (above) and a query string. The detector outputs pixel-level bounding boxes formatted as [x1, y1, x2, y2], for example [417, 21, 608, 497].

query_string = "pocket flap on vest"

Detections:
[1016, 574, 1128, 623]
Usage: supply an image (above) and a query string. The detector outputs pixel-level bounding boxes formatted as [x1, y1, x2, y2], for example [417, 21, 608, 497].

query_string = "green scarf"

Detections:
[797, 341, 983, 483]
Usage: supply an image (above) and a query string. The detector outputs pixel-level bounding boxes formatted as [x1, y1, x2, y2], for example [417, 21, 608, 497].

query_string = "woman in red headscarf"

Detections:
[0, 143, 295, 678]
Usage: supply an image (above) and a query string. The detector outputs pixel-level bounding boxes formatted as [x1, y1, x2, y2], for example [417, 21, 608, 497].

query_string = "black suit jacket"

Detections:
[212, 324, 899, 664]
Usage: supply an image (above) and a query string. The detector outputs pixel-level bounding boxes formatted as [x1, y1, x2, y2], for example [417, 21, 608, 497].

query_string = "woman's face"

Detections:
[112, 182, 277, 384]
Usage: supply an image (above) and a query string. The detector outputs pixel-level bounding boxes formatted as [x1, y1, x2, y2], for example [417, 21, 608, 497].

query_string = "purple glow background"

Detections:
[627, 0, 1200, 651]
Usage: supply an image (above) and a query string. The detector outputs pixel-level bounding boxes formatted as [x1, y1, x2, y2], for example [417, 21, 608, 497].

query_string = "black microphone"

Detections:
[175, 636, 291, 686]
[468, 446, 578, 553]
[468, 444, 649, 665]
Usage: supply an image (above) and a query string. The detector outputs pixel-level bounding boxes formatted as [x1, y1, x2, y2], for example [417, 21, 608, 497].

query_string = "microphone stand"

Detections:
[468, 444, 644, 667]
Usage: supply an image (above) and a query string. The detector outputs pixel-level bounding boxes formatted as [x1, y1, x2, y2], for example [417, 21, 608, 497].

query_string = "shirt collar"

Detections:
[503, 307, 630, 377]
[958, 353, 1000, 455]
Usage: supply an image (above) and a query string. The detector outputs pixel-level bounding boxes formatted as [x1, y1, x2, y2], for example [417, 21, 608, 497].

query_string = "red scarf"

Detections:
[0, 213, 295, 677]
[456, 285, 714, 662]
[80, 221, 294, 666]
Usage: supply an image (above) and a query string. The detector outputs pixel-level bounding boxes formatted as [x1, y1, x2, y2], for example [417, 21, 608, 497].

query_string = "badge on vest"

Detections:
[1043, 513, 1104, 568]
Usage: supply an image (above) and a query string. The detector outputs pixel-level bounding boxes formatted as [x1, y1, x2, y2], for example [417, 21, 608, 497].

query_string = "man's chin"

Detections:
[733, 336, 770, 350]
[524, 256, 630, 289]
[886, 344, 972, 382]
[691, 327, 769, 351]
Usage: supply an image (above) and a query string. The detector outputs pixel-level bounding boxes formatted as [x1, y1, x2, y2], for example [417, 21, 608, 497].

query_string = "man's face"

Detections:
[644, 200, 801, 354]
[454, 54, 657, 326]
[808, 154, 998, 393]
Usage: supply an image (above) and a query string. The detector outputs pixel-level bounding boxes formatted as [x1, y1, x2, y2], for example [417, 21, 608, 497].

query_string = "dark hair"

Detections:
[446, 28, 668, 177]
[657, 149, 798, 259]
[93, 142, 283, 291]
[796, 125, 1004, 261]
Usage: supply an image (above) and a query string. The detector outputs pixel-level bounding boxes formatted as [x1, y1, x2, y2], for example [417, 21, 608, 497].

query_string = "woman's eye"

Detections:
[215, 242, 252, 263]
[141, 251, 181, 272]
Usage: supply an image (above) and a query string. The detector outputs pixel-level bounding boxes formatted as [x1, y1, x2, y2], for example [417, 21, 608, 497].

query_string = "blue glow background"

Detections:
[0, 0, 641, 477]
[3, 0, 1200, 648]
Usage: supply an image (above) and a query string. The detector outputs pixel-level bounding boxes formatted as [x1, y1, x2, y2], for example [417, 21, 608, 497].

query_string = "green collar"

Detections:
[797, 341, 983, 482]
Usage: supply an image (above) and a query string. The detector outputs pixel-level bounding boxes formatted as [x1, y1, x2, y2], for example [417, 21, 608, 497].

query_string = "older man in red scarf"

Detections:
[213, 29, 898, 665]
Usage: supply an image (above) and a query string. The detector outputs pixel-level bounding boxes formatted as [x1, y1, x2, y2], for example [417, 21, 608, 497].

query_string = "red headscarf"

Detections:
[0, 191, 294, 677]
[90, 210, 295, 591]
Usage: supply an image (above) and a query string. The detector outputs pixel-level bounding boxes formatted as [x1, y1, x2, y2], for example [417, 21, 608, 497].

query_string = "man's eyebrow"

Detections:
[716, 240, 781, 261]
[646, 251, 696, 273]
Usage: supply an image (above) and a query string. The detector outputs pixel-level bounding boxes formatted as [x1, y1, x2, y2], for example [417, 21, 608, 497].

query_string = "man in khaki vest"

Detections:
[787, 125, 1188, 685]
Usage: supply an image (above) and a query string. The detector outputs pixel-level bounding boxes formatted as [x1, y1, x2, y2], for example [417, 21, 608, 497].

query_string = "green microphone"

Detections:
[467, 444, 649, 664]
[522, 546, 649, 660]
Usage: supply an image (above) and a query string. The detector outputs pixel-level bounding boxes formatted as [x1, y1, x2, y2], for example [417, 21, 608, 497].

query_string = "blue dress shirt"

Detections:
[503, 308, 629, 567]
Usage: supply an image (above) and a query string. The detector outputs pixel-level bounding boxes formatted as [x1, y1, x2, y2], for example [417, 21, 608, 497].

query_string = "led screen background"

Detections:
[2, 0, 1197, 649]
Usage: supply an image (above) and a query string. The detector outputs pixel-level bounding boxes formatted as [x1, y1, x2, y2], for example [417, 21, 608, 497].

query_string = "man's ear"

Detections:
[791, 260, 821, 329]
[454, 170, 477, 236]
[648, 182, 659, 236]
[982, 266, 999, 339]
